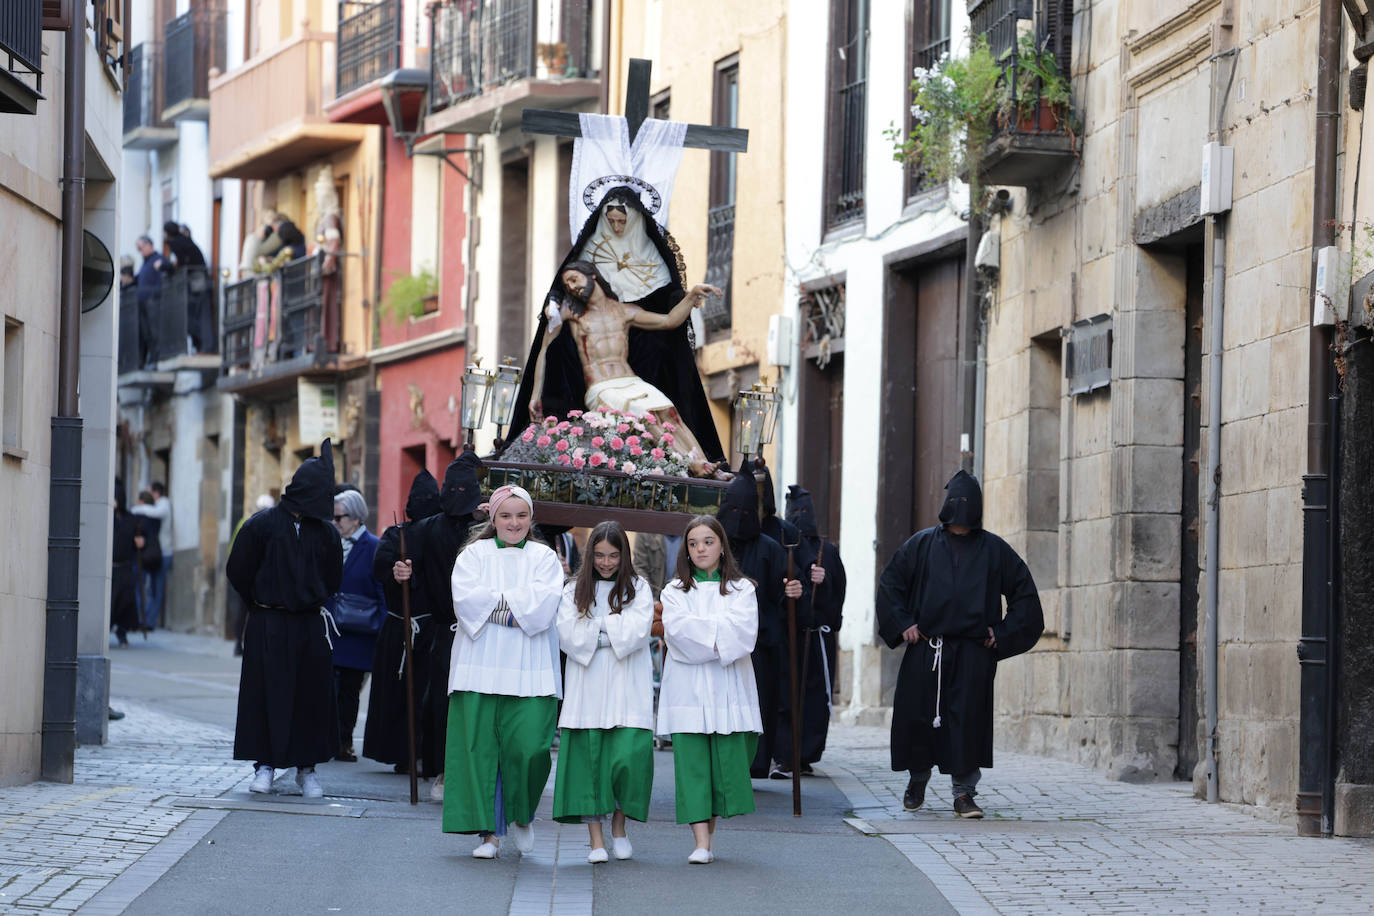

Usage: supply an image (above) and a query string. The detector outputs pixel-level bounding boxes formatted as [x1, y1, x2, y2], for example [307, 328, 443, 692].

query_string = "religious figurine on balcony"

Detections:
[507, 186, 729, 478]
[254, 210, 307, 274]
[311, 165, 344, 354]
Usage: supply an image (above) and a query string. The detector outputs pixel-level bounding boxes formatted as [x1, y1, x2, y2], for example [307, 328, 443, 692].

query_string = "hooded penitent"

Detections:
[785, 485, 819, 538]
[937, 469, 983, 529]
[280, 439, 337, 521]
[718, 458, 761, 541]
[440, 451, 485, 518]
[406, 468, 441, 521]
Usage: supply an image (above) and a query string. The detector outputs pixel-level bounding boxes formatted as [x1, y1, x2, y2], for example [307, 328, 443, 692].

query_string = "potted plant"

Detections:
[1000, 30, 1072, 132]
[885, 35, 1002, 201]
[380, 265, 438, 325]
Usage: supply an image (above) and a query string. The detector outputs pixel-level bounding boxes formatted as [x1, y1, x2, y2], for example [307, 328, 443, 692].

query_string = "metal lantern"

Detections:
[460, 364, 493, 440]
[490, 357, 524, 430]
[734, 386, 769, 458]
[378, 69, 431, 155]
[754, 384, 781, 445]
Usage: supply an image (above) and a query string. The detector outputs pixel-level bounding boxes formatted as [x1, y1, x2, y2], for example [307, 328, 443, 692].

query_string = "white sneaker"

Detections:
[472, 840, 499, 859]
[688, 847, 714, 865]
[296, 768, 324, 799]
[612, 836, 633, 860]
[249, 766, 274, 794]
[587, 847, 609, 864]
[430, 774, 444, 803]
[510, 822, 535, 854]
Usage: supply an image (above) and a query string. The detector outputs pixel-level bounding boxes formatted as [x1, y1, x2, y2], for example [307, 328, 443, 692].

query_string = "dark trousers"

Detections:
[335, 667, 368, 750]
[750, 644, 783, 776]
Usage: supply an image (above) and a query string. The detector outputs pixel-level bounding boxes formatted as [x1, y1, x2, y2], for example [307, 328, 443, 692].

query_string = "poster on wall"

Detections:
[298, 378, 340, 443]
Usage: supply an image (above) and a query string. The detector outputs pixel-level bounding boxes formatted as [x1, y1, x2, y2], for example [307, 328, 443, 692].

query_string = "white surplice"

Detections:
[556, 577, 655, 731]
[448, 539, 565, 699]
[655, 577, 762, 737]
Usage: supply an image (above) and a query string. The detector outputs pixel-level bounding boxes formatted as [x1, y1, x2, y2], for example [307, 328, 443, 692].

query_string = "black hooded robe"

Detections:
[875, 471, 1044, 777]
[363, 469, 442, 769]
[505, 186, 725, 464]
[228, 440, 344, 769]
[110, 482, 143, 639]
[403, 452, 483, 776]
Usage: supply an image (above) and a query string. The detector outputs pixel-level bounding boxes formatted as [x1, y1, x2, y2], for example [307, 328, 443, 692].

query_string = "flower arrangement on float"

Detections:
[500, 407, 691, 479]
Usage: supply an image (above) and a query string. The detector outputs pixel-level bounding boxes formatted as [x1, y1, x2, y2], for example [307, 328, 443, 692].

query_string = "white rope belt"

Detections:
[929, 636, 944, 729]
[815, 625, 834, 706]
[388, 612, 431, 677]
[320, 607, 340, 652]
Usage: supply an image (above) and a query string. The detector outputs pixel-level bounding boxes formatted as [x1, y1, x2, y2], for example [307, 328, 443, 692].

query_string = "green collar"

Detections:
[692, 568, 722, 582]
[495, 536, 528, 549]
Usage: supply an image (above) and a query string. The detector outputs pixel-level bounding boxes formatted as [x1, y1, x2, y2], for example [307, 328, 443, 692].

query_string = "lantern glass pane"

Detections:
[461, 369, 492, 430]
[490, 364, 523, 426]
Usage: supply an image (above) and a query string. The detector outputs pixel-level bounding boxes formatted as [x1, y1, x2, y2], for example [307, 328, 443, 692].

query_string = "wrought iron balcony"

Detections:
[828, 75, 865, 226]
[0, 0, 43, 114]
[220, 255, 329, 388]
[117, 285, 140, 376]
[336, 0, 401, 98]
[162, 6, 226, 122]
[701, 204, 735, 337]
[124, 42, 178, 149]
[117, 267, 219, 381]
[426, 0, 602, 135]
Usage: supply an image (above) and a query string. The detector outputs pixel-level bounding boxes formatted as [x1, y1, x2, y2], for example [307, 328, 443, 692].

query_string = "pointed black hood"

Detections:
[406, 468, 441, 521]
[938, 469, 984, 529]
[440, 451, 485, 518]
[718, 458, 761, 541]
[280, 438, 336, 521]
[785, 484, 819, 537]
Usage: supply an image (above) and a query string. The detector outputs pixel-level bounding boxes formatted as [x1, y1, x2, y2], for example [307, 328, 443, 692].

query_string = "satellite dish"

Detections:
[81, 230, 114, 313]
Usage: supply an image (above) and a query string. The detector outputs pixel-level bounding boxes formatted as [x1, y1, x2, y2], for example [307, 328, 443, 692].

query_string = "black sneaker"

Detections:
[903, 777, 927, 811]
[769, 760, 792, 780]
[953, 794, 984, 818]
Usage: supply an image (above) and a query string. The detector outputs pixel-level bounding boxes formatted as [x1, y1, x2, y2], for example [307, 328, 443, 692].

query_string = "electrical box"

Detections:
[975, 228, 1000, 272]
[767, 314, 793, 367]
[1312, 245, 1350, 326]
[1200, 141, 1234, 215]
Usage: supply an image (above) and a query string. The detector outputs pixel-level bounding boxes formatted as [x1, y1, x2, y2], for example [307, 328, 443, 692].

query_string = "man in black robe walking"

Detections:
[876, 470, 1043, 818]
[391, 451, 484, 799]
[716, 462, 800, 778]
[364, 468, 441, 772]
[227, 439, 344, 799]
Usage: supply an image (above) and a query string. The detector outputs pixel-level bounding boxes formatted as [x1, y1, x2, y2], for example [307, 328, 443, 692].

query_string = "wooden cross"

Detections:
[521, 58, 749, 151]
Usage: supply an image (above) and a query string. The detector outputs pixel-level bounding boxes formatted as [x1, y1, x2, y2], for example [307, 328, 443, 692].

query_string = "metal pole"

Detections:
[1203, 217, 1225, 805]
[42, 6, 88, 782]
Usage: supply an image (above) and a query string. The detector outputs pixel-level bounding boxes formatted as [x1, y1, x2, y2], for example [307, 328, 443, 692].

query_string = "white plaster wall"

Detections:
[782, 0, 970, 712]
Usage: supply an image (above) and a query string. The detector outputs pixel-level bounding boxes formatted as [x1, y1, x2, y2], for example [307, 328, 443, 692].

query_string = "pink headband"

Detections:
[480, 485, 534, 518]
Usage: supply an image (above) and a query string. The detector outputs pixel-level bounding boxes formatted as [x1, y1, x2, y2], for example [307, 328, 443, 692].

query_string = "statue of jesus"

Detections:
[530, 259, 725, 478]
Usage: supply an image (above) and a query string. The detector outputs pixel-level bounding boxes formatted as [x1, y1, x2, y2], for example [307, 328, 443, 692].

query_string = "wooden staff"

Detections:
[783, 533, 802, 817]
[396, 512, 419, 806]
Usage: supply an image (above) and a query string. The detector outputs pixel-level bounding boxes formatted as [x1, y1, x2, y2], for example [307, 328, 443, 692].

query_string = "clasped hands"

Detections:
[901, 625, 998, 648]
[487, 596, 519, 628]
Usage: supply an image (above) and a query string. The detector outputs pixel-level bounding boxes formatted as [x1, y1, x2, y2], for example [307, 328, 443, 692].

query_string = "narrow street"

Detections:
[1, 632, 1371, 913]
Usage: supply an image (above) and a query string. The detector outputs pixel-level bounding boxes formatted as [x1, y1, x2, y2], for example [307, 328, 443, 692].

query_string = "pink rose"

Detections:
[589, 453, 605, 468]
[573, 447, 586, 460]
[617, 423, 630, 434]
[555, 439, 569, 452]
[521, 430, 535, 443]
[620, 461, 636, 475]
[625, 435, 640, 447]
[662, 433, 675, 446]
[630, 445, 644, 457]
[664, 422, 677, 432]
[651, 447, 666, 461]
[604, 459, 617, 471]
[568, 410, 583, 417]
[536, 434, 552, 447]
[571, 456, 586, 469]
[545, 416, 558, 426]
[591, 436, 605, 448]
[557, 453, 571, 465]
[557, 421, 571, 431]
[570, 426, 583, 436]
[609, 437, 624, 450]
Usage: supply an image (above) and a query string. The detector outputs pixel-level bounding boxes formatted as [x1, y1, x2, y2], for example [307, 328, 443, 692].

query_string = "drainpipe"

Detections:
[960, 213, 984, 477]
[42, 4, 88, 782]
[1297, 0, 1341, 838]
[1204, 213, 1225, 804]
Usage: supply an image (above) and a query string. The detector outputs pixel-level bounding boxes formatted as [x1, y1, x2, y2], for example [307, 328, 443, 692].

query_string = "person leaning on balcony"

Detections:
[134, 236, 165, 369]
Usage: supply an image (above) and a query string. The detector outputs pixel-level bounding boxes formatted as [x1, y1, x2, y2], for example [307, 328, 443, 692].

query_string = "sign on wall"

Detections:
[1066, 314, 1112, 396]
[298, 378, 340, 443]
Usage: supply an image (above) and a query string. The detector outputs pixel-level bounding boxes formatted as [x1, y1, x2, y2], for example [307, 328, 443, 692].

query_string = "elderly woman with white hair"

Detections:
[328, 487, 386, 763]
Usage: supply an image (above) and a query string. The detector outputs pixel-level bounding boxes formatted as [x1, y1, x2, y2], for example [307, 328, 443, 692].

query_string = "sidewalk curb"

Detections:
[75, 808, 228, 915]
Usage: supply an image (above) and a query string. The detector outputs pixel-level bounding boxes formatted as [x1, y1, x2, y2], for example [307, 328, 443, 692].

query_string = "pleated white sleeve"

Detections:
[451, 542, 503, 640]
[506, 544, 565, 636]
[603, 577, 654, 660]
[661, 580, 718, 665]
[556, 581, 600, 667]
[713, 580, 758, 666]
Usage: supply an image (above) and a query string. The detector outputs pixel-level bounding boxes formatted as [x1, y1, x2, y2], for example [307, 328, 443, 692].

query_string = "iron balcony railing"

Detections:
[830, 75, 866, 225]
[430, 0, 599, 112]
[969, 0, 1028, 61]
[124, 42, 171, 135]
[337, 0, 401, 97]
[220, 255, 327, 376]
[0, 0, 42, 84]
[118, 285, 141, 375]
[159, 266, 217, 359]
[163, 7, 226, 118]
[701, 204, 735, 336]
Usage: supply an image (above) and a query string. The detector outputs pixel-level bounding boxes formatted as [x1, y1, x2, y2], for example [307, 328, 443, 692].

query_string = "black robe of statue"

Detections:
[505, 186, 725, 463]
[875, 471, 1043, 776]
[228, 440, 344, 769]
[363, 469, 441, 769]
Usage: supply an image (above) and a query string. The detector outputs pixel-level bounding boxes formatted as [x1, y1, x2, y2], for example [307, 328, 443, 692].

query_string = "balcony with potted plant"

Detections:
[982, 28, 1078, 186]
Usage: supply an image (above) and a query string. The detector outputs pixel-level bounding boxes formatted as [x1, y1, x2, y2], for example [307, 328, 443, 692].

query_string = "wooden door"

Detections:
[799, 351, 844, 541]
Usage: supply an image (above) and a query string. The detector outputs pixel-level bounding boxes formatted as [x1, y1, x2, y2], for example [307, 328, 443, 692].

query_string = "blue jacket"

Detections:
[328, 527, 387, 670]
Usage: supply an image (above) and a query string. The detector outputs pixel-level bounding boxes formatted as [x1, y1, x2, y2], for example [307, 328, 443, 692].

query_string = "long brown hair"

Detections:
[674, 515, 748, 595]
[573, 521, 636, 617]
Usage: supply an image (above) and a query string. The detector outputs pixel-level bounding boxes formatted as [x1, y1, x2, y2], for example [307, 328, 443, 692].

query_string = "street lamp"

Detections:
[460, 363, 493, 451]
[378, 68, 482, 187]
[734, 383, 779, 462]
[489, 357, 525, 449]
